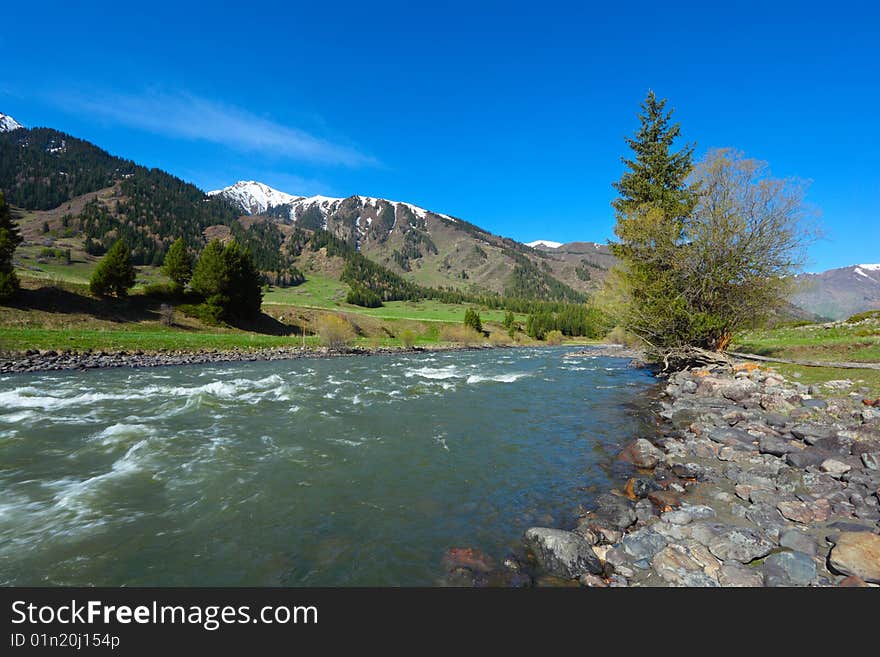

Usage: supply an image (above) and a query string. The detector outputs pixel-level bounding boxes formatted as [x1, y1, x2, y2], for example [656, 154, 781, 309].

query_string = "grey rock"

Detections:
[786, 449, 833, 469]
[861, 452, 880, 471]
[661, 504, 716, 525]
[634, 498, 657, 523]
[812, 435, 853, 456]
[789, 424, 837, 443]
[779, 529, 818, 556]
[801, 398, 827, 410]
[707, 526, 774, 563]
[524, 528, 603, 578]
[592, 493, 637, 530]
[707, 427, 756, 446]
[758, 435, 799, 456]
[721, 381, 758, 402]
[762, 551, 817, 587]
[765, 412, 789, 428]
[618, 528, 668, 563]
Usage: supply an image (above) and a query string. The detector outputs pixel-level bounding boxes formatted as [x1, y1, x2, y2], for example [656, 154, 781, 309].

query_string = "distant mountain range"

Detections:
[792, 264, 880, 320]
[1, 111, 876, 318]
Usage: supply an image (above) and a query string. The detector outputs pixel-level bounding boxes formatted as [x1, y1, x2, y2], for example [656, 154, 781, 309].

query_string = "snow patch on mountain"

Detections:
[207, 181, 302, 215]
[526, 240, 562, 249]
[0, 113, 23, 132]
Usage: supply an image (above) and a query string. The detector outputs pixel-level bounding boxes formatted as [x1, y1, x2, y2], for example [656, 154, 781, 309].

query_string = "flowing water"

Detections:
[0, 346, 656, 585]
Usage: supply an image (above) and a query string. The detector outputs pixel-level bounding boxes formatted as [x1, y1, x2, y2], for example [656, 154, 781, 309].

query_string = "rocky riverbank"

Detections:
[0, 343, 490, 374]
[526, 361, 880, 586]
[441, 359, 880, 587]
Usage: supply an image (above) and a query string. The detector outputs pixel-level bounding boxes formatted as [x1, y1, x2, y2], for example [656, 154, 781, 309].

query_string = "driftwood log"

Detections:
[726, 351, 880, 371]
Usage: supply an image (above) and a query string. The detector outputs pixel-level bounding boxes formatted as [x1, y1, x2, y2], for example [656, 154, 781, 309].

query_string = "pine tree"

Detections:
[162, 237, 193, 292]
[190, 239, 262, 320]
[464, 308, 482, 333]
[89, 239, 137, 297]
[607, 91, 699, 349]
[0, 192, 23, 302]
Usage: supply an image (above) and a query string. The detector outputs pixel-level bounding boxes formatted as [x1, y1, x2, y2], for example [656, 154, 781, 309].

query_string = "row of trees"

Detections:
[603, 91, 814, 357]
[88, 236, 262, 321]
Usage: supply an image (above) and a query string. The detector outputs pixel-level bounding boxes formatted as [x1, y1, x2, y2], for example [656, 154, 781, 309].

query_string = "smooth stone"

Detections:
[779, 529, 818, 556]
[861, 452, 880, 471]
[592, 493, 637, 530]
[618, 529, 668, 562]
[827, 532, 880, 583]
[789, 424, 836, 443]
[707, 427, 756, 446]
[801, 398, 827, 410]
[524, 528, 603, 578]
[820, 459, 852, 476]
[661, 504, 716, 525]
[762, 551, 817, 587]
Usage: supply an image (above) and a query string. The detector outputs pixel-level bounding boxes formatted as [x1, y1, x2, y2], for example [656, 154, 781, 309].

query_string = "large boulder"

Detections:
[828, 532, 880, 583]
[524, 528, 603, 578]
[706, 526, 774, 564]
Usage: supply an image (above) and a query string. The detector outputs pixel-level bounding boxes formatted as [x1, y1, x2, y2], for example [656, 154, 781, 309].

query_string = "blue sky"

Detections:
[2, 1, 878, 271]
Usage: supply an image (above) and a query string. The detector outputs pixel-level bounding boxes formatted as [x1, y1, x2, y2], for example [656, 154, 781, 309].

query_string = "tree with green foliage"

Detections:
[464, 308, 483, 333]
[605, 91, 699, 351]
[503, 310, 516, 337]
[190, 239, 262, 321]
[162, 237, 193, 292]
[89, 239, 136, 297]
[0, 192, 23, 302]
[605, 93, 813, 357]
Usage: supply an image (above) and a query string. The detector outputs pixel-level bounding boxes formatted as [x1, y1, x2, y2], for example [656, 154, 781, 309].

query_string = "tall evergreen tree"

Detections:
[607, 91, 699, 349]
[0, 192, 23, 302]
[190, 239, 262, 320]
[162, 237, 193, 292]
[89, 239, 137, 297]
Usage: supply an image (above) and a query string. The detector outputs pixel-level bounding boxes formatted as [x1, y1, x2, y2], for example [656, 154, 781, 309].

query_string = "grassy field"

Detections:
[733, 320, 880, 395]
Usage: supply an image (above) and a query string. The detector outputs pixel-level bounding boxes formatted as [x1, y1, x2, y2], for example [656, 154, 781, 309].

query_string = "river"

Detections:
[0, 346, 656, 585]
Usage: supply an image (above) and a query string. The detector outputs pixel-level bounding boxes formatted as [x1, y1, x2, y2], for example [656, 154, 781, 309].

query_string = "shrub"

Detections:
[606, 325, 643, 347]
[316, 314, 356, 349]
[159, 303, 175, 327]
[399, 329, 417, 348]
[544, 329, 564, 345]
[846, 310, 880, 324]
[439, 324, 482, 344]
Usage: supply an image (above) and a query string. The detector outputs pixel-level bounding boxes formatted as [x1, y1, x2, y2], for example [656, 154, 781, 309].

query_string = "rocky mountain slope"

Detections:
[792, 265, 880, 320]
[0, 112, 23, 132]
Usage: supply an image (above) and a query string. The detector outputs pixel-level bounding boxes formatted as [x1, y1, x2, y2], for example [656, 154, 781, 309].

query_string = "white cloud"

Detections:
[55, 90, 376, 167]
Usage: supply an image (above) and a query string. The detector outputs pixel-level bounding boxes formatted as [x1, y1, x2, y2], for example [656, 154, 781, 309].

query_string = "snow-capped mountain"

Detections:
[792, 263, 880, 320]
[526, 240, 563, 249]
[207, 181, 302, 215]
[0, 112, 23, 132]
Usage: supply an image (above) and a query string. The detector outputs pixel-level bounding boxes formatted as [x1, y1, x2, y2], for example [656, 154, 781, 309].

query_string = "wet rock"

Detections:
[441, 547, 495, 574]
[779, 529, 818, 556]
[707, 526, 774, 564]
[762, 551, 817, 587]
[647, 489, 683, 512]
[718, 563, 765, 587]
[623, 477, 661, 500]
[524, 528, 603, 578]
[827, 532, 880, 583]
[619, 439, 664, 469]
[820, 459, 851, 476]
[592, 493, 637, 530]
